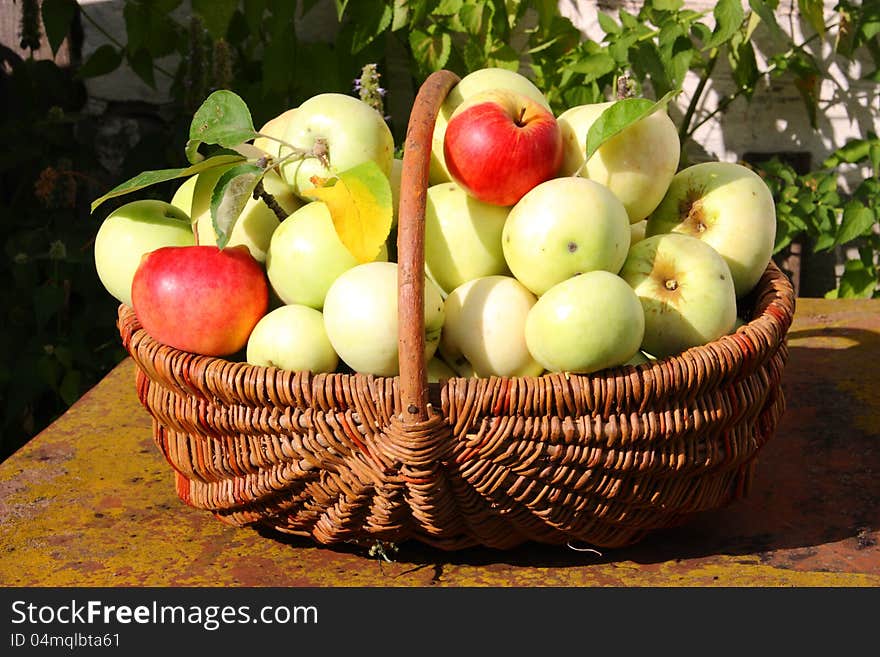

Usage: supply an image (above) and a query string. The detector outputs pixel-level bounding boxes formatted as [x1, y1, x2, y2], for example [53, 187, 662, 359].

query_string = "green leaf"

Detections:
[76, 45, 123, 79]
[391, 0, 410, 31]
[59, 369, 82, 407]
[704, 0, 745, 50]
[192, 0, 239, 39]
[654, 0, 684, 10]
[127, 47, 156, 89]
[90, 154, 245, 213]
[570, 53, 616, 81]
[748, 0, 786, 43]
[835, 202, 877, 246]
[188, 90, 257, 158]
[41, 0, 77, 56]
[798, 0, 826, 39]
[730, 40, 759, 97]
[303, 161, 393, 263]
[836, 259, 878, 298]
[597, 12, 620, 35]
[209, 164, 265, 249]
[584, 90, 680, 164]
[349, 1, 393, 53]
[433, 0, 463, 16]
[409, 28, 452, 75]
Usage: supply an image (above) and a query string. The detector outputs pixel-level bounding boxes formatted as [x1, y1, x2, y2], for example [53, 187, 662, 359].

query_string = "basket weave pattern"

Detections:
[117, 70, 795, 551]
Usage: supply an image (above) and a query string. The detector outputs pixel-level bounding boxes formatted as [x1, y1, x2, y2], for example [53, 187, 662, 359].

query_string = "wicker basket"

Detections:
[117, 70, 796, 551]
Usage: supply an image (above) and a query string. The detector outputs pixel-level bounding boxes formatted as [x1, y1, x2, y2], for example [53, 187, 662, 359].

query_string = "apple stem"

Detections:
[252, 179, 288, 221]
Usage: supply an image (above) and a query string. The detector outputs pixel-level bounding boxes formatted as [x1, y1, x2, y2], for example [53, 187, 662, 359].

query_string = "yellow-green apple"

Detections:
[278, 93, 394, 199]
[322, 261, 445, 376]
[190, 165, 302, 263]
[265, 201, 387, 309]
[430, 67, 551, 185]
[557, 103, 680, 223]
[170, 175, 197, 217]
[424, 183, 511, 294]
[502, 177, 630, 296]
[439, 275, 543, 378]
[253, 107, 298, 159]
[525, 271, 644, 373]
[630, 219, 647, 246]
[427, 357, 457, 382]
[246, 304, 338, 373]
[390, 157, 403, 229]
[645, 161, 776, 298]
[94, 199, 194, 308]
[443, 88, 562, 207]
[131, 244, 269, 356]
[619, 233, 737, 358]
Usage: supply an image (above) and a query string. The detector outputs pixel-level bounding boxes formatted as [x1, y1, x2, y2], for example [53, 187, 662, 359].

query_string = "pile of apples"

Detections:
[94, 66, 777, 381]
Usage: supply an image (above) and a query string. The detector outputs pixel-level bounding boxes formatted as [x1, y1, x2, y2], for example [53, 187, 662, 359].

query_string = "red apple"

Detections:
[131, 245, 269, 356]
[443, 88, 563, 207]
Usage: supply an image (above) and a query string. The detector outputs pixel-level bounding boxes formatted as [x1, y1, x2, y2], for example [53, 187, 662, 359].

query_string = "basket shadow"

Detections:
[253, 325, 880, 571]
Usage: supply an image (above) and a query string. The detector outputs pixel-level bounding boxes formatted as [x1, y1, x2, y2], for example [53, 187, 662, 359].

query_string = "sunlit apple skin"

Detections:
[131, 245, 269, 357]
[645, 161, 776, 298]
[253, 107, 298, 159]
[322, 262, 445, 377]
[390, 157, 403, 229]
[424, 183, 511, 294]
[619, 233, 737, 358]
[189, 166, 302, 263]
[94, 199, 194, 308]
[278, 93, 394, 199]
[630, 220, 647, 246]
[502, 177, 630, 296]
[558, 103, 680, 223]
[265, 201, 386, 310]
[246, 304, 338, 373]
[439, 276, 543, 378]
[170, 175, 197, 217]
[430, 67, 551, 185]
[444, 89, 563, 207]
[525, 271, 644, 373]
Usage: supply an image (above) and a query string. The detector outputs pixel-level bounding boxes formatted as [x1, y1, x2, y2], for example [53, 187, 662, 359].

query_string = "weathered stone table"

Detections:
[1, 298, 877, 586]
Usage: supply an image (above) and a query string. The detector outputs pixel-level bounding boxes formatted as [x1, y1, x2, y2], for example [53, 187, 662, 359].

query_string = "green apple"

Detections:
[502, 176, 630, 296]
[424, 183, 511, 295]
[94, 199, 194, 307]
[430, 67, 551, 185]
[440, 275, 543, 378]
[278, 93, 394, 199]
[390, 157, 402, 229]
[630, 219, 647, 246]
[253, 107, 298, 159]
[265, 201, 386, 309]
[557, 103, 680, 223]
[619, 233, 737, 358]
[427, 357, 457, 382]
[246, 304, 338, 373]
[190, 166, 302, 263]
[322, 261, 445, 376]
[645, 161, 776, 298]
[170, 175, 197, 217]
[525, 271, 644, 373]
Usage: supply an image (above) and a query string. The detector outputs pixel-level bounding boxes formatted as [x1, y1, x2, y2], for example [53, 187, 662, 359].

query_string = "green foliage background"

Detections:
[1, 0, 878, 461]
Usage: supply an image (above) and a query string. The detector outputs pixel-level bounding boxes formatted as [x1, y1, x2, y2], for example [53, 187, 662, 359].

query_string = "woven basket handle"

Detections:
[397, 69, 461, 424]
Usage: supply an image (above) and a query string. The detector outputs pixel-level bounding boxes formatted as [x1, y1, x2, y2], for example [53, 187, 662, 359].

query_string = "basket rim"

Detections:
[117, 259, 795, 408]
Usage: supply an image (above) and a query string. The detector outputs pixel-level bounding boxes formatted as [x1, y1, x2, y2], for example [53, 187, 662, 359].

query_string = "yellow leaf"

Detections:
[303, 161, 393, 263]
